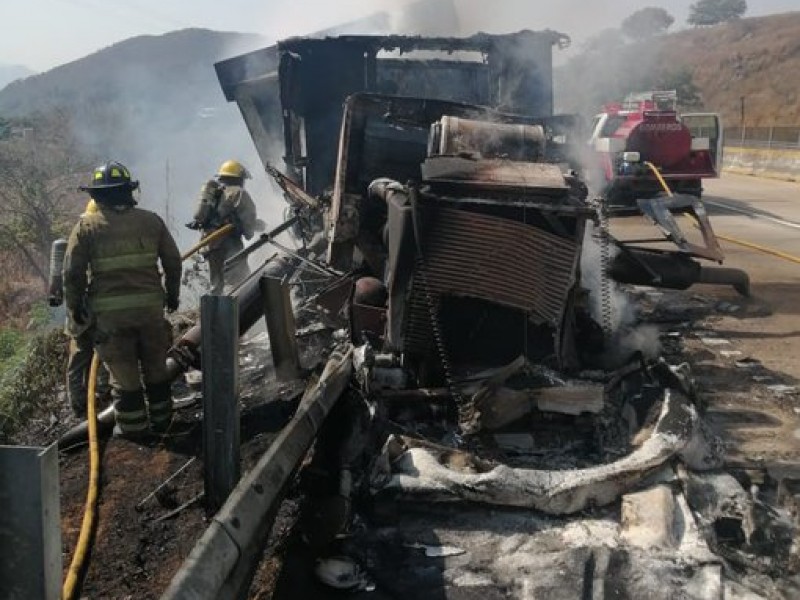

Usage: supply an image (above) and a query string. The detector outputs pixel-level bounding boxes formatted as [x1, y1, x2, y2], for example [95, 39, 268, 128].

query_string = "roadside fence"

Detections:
[724, 126, 800, 150]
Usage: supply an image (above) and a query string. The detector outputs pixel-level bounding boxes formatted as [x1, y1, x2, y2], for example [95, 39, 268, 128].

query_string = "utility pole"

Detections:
[165, 159, 173, 234]
[740, 96, 746, 146]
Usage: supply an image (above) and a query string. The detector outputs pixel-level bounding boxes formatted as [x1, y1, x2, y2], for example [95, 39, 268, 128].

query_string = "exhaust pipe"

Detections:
[697, 266, 750, 297]
[609, 249, 750, 296]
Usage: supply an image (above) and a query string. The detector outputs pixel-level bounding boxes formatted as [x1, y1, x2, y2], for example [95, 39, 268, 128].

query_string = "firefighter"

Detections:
[186, 159, 258, 294]
[64, 161, 182, 439]
[56, 200, 112, 417]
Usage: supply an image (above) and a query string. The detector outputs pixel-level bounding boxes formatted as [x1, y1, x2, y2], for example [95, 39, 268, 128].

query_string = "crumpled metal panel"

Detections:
[636, 194, 724, 262]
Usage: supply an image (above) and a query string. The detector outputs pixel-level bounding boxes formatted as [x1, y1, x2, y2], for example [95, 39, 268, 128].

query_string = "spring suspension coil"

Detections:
[596, 200, 614, 336]
[414, 259, 478, 434]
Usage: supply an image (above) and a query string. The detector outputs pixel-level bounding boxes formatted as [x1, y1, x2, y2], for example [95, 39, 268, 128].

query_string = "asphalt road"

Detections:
[704, 172, 800, 255]
[611, 172, 800, 466]
[701, 172, 800, 329]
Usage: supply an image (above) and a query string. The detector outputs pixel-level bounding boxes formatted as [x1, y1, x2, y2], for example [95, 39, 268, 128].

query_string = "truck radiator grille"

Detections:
[403, 206, 579, 357]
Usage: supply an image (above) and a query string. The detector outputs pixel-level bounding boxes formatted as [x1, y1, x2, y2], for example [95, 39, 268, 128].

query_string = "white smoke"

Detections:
[580, 222, 661, 364]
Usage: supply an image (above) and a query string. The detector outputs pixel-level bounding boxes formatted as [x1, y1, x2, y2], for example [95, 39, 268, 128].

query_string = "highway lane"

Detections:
[610, 172, 800, 380]
[703, 173, 800, 256]
[700, 173, 800, 287]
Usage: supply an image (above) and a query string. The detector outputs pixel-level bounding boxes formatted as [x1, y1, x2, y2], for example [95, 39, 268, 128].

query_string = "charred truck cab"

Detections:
[214, 31, 577, 196]
[215, 31, 597, 385]
[331, 95, 594, 389]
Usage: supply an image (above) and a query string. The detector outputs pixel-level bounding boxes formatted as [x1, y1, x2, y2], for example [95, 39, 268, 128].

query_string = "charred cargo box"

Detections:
[214, 31, 573, 195]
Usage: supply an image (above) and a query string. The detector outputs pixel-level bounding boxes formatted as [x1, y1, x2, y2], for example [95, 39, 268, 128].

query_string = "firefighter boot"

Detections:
[146, 381, 174, 433]
[112, 389, 149, 440]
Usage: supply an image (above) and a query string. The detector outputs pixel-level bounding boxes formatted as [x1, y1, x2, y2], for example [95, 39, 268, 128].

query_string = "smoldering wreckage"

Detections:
[51, 31, 798, 599]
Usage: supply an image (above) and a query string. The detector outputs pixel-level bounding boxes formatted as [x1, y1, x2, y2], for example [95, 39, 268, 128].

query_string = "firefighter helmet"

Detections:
[80, 161, 139, 191]
[216, 160, 251, 180]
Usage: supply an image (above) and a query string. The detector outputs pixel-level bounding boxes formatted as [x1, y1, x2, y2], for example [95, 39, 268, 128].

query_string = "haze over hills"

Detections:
[0, 28, 270, 249]
[3, 11, 797, 131]
[0, 64, 35, 91]
[0, 29, 264, 118]
[0, 11, 797, 245]
[555, 11, 800, 127]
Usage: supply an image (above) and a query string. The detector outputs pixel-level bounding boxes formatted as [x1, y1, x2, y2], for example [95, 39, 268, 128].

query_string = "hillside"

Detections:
[0, 29, 263, 118]
[0, 64, 35, 91]
[0, 29, 270, 251]
[556, 11, 800, 126]
[662, 12, 800, 126]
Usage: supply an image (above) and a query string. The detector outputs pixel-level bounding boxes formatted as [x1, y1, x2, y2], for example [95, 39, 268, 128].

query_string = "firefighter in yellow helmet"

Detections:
[64, 161, 182, 439]
[186, 159, 258, 294]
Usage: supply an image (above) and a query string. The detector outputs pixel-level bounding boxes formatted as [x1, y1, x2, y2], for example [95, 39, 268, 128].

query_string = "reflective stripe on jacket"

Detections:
[63, 204, 182, 315]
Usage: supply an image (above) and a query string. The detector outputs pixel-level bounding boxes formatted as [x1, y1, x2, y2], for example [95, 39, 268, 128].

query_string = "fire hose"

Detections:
[61, 354, 101, 600]
[644, 161, 800, 265]
[181, 223, 235, 261]
[61, 223, 234, 599]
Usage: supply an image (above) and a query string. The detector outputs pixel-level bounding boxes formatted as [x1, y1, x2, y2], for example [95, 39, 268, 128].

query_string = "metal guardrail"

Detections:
[161, 344, 354, 600]
[723, 126, 800, 149]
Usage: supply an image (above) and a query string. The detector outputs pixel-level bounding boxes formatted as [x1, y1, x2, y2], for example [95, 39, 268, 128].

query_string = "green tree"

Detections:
[621, 7, 675, 40]
[654, 68, 703, 110]
[688, 0, 747, 26]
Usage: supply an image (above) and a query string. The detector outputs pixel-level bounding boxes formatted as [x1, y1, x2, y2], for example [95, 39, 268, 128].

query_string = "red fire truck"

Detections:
[587, 91, 722, 209]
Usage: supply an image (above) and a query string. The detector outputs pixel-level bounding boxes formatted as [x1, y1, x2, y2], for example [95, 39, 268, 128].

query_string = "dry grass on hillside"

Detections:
[660, 12, 800, 126]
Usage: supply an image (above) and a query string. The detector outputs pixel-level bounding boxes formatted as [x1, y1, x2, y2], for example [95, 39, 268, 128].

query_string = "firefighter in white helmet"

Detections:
[186, 160, 258, 294]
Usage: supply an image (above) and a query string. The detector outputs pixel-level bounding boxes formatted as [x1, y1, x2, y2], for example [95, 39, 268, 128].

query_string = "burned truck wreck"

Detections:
[291, 90, 720, 516]
[157, 32, 788, 599]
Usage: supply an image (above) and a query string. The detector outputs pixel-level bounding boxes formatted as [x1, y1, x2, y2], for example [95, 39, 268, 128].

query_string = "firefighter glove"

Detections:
[165, 294, 180, 313]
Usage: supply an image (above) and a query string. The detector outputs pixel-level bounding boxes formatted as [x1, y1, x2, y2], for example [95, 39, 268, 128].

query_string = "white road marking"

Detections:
[704, 199, 800, 230]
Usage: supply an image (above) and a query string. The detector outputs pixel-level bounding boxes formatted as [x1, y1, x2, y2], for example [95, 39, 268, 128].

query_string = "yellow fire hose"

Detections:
[63, 223, 234, 599]
[643, 161, 800, 265]
[62, 354, 101, 600]
[181, 223, 235, 261]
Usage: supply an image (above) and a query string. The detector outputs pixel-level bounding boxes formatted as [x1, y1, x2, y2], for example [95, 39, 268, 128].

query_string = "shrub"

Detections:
[0, 328, 69, 442]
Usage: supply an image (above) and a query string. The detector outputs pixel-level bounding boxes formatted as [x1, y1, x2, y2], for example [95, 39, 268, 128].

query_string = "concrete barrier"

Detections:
[722, 145, 800, 181]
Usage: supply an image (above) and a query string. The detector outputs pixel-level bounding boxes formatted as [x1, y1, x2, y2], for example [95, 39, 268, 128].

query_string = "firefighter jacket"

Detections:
[63, 205, 181, 317]
[193, 181, 257, 252]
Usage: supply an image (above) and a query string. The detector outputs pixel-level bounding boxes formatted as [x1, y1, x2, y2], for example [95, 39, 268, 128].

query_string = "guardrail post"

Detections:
[0, 443, 61, 599]
[201, 294, 241, 515]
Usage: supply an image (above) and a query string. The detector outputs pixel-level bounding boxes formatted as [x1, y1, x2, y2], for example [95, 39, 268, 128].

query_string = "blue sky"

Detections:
[1, 0, 799, 72]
